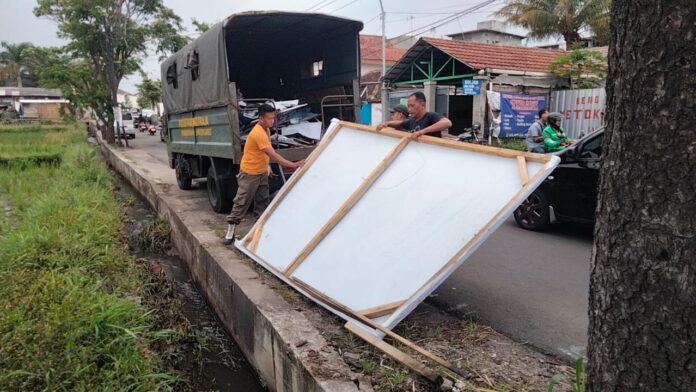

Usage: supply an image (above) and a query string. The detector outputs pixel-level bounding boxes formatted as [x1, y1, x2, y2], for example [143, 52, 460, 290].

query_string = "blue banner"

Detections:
[500, 93, 547, 137]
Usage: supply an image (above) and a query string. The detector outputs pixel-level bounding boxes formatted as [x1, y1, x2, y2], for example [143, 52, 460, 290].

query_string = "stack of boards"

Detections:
[236, 119, 559, 376]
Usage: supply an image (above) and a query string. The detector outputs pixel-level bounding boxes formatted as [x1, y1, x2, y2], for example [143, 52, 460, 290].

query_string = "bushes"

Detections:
[0, 124, 176, 390]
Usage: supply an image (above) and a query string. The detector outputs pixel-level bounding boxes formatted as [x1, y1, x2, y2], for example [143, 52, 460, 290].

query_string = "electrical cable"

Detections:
[327, 0, 360, 14]
[388, 0, 499, 47]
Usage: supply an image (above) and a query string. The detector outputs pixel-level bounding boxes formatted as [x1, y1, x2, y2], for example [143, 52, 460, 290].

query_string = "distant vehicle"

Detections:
[115, 111, 136, 139]
[160, 11, 363, 213]
[513, 127, 604, 230]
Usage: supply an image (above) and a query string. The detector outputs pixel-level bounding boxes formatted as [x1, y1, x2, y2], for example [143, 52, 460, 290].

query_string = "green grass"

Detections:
[497, 137, 528, 152]
[0, 124, 177, 391]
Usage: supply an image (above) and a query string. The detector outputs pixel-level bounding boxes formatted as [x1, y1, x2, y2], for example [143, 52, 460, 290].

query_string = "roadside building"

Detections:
[0, 87, 68, 121]
[384, 38, 567, 135]
[117, 89, 140, 109]
[447, 20, 525, 46]
[360, 35, 408, 76]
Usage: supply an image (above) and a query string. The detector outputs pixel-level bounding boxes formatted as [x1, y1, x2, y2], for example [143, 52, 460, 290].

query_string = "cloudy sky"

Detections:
[0, 0, 555, 93]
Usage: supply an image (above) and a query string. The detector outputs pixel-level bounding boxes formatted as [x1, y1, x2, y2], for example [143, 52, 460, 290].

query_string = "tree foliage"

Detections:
[191, 18, 212, 34]
[0, 42, 34, 87]
[548, 48, 607, 88]
[33, 0, 187, 143]
[136, 75, 162, 113]
[496, 0, 611, 47]
[23, 46, 111, 121]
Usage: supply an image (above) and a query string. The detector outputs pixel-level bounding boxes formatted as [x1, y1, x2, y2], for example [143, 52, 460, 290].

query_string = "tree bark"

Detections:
[587, 1, 696, 391]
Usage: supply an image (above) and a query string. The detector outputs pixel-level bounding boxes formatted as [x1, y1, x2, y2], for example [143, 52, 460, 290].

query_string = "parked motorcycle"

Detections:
[457, 122, 487, 144]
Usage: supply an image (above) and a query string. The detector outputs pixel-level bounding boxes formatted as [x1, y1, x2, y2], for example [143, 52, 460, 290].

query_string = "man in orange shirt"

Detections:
[224, 104, 304, 245]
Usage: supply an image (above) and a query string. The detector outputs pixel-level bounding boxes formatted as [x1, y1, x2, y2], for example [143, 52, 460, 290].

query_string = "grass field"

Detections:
[0, 124, 177, 391]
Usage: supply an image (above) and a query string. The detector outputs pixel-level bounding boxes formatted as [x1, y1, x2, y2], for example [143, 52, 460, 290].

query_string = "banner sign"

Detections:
[462, 79, 482, 95]
[500, 93, 547, 137]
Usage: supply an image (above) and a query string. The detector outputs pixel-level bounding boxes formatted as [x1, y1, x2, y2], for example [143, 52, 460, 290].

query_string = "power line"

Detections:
[327, 0, 360, 14]
[389, 0, 499, 47]
[305, 0, 332, 11]
[363, 13, 382, 25]
[307, 0, 343, 12]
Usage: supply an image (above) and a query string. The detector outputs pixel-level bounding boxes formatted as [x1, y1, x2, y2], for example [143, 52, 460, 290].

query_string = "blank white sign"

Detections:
[238, 120, 559, 330]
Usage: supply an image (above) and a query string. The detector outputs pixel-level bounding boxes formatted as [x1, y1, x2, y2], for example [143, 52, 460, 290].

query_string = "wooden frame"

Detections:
[237, 119, 558, 336]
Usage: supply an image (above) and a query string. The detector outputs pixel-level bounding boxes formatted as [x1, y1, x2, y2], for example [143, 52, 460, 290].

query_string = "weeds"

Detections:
[135, 216, 171, 253]
[0, 124, 177, 390]
[548, 357, 586, 392]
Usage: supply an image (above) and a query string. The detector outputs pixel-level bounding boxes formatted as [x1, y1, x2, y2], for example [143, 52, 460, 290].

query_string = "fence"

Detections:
[550, 88, 606, 139]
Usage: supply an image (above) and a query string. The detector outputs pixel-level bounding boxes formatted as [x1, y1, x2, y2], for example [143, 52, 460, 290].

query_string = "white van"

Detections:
[115, 111, 136, 139]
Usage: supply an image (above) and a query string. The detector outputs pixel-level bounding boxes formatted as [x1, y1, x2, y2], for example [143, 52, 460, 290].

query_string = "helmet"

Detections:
[472, 122, 481, 131]
[547, 112, 563, 125]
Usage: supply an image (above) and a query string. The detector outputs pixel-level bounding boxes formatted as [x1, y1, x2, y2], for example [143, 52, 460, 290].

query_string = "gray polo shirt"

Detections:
[526, 120, 546, 151]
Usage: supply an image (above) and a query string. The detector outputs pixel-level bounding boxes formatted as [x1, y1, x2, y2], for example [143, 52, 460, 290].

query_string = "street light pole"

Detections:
[379, 0, 388, 121]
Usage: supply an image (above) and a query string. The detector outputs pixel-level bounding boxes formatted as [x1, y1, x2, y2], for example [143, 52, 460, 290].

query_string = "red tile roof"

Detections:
[423, 37, 565, 73]
[360, 35, 407, 63]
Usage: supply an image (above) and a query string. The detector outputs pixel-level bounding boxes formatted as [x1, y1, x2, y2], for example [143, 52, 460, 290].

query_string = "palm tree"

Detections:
[0, 42, 33, 87]
[496, 0, 611, 47]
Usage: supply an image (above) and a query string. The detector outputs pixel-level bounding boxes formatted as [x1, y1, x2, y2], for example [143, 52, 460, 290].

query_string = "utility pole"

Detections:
[379, 0, 388, 121]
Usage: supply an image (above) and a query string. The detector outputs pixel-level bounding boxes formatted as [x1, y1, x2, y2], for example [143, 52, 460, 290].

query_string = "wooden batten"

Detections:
[290, 277, 464, 377]
[517, 155, 529, 186]
[345, 321, 443, 384]
[339, 121, 550, 163]
[357, 300, 406, 319]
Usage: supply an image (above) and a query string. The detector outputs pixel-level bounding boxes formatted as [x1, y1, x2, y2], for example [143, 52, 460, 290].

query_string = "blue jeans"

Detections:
[530, 146, 546, 153]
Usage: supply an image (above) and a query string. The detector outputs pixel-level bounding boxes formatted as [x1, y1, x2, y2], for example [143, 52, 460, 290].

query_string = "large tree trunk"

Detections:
[587, 1, 696, 391]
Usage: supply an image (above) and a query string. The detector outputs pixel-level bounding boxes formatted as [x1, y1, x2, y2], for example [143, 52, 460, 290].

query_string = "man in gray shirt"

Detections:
[526, 109, 548, 153]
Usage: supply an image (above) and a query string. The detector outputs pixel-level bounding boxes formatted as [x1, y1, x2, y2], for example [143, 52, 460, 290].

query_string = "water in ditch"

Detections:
[115, 175, 265, 392]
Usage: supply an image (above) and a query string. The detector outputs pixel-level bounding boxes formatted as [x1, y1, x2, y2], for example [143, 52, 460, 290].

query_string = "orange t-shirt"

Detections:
[240, 124, 272, 175]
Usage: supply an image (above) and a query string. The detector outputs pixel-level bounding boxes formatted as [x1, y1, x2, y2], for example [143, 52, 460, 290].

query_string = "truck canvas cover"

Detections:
[160, 12, 363, 115]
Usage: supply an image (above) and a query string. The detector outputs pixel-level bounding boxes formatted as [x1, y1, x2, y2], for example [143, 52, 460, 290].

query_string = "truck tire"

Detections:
[207, 166, 233, 213]
[175, 155, 193, 190]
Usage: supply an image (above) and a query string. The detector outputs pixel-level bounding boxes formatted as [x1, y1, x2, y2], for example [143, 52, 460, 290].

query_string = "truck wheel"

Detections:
[207, 167, 233, 213]
[175, 156, 193, 190]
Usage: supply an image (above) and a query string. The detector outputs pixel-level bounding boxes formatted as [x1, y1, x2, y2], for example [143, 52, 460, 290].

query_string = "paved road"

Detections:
[130, 133, 592, 361]
[432, 218, 592, 361]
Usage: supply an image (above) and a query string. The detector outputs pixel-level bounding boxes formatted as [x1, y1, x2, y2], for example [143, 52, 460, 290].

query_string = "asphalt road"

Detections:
[431, 217, 592, 361]
[131, 132, 592, 362]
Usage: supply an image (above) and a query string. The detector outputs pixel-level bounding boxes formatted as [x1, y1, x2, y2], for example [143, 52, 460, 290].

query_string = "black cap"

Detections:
[390, 104, 408, 116]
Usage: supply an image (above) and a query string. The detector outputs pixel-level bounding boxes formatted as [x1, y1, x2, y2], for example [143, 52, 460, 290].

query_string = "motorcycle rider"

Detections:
[542, 112, 574, 152]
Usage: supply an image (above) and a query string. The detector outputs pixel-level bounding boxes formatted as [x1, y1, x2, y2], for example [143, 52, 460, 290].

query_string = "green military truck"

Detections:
[160, 11, 363, 213]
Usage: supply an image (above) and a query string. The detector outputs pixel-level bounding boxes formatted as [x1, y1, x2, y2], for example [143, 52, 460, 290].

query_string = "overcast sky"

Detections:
[0, 0, 557, 93]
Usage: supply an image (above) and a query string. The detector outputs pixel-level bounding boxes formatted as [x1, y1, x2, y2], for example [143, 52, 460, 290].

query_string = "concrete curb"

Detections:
[97, 135, 360, 392]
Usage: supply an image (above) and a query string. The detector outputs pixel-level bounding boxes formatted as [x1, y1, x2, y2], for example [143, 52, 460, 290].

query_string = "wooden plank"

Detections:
[385, 159, 557, 325]
[344, 321, 443, 384]
[291, 277, 465, 377]
[250, 223, 263, 253]
[239, 123, 344, 250]
[517, 156, 529, 186]
[340, 121, 550, 164]
[357, 300, 406, 319]
[283, 137, 410, 276]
